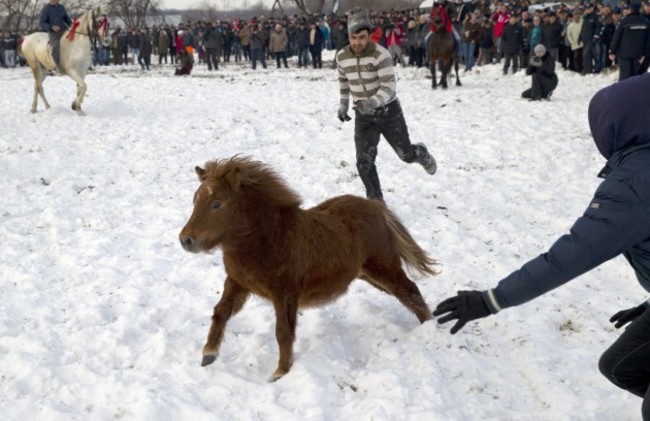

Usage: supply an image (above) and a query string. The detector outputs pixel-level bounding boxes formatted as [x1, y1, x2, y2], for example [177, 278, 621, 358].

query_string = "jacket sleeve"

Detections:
[609, 23, 623, 54]
[483, 178, 650, 313]
[539, 55, 556, 76]
[63, 9, 72, 27]
[40, 7, 51, 32]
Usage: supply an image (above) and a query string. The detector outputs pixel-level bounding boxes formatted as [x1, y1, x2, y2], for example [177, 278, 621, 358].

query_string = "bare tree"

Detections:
[0, 0, 38, 31]
[103, 0, 161, 29]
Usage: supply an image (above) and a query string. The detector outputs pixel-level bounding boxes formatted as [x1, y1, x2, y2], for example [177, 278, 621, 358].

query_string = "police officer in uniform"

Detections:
[609, 2, 650, 81]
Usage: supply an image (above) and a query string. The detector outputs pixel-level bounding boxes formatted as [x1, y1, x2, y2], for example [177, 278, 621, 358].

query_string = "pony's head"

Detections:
[179, 156, 301, 254]
[430, 8, 445, 32]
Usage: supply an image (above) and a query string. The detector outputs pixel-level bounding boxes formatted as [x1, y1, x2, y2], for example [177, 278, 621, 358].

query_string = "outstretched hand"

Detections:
[433, 290, 491, 334]
[610, 304, 646, 329]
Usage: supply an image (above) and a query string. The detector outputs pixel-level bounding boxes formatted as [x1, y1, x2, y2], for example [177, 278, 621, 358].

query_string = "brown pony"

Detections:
[179, 156, 438, 381]
[428, 7, 461, 89]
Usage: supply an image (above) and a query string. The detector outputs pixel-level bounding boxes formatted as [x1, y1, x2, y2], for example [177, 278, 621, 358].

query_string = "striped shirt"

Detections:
[336, 41, 397, 109]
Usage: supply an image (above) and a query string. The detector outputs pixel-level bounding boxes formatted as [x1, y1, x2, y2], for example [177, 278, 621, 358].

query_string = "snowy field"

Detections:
[0, 51, 643, 420]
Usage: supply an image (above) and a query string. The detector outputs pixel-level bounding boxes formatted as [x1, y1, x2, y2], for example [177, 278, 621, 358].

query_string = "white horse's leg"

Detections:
[67, 70, 87, 115]
[37, 64, 51, 110]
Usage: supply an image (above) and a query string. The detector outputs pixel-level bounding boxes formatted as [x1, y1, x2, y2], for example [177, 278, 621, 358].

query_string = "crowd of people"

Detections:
[1, 0, 648, 81]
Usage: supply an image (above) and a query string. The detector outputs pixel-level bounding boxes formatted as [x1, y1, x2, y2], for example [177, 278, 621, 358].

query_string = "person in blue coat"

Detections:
[39, 0, 72, 70]
[433, 73, 650, 420]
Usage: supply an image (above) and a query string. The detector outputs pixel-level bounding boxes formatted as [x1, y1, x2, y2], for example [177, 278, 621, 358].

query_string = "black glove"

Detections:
[337, 100, 351, 122]
[609, 304, 646, 329]
[433, 290, 491, 334]
[529, 56, 542, 67]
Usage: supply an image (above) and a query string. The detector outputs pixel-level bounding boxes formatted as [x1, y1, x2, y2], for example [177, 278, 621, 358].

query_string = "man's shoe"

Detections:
[416, 143, 437, 175]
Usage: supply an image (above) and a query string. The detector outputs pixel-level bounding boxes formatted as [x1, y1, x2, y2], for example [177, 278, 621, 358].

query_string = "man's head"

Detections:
[534, 43, 546, 57]
[347, 7, 371, 55]
[49, 0, 59, 4]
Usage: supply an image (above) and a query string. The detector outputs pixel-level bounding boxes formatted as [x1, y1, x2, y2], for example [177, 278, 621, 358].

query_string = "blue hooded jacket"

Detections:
[40, 2, 72, 33]
[483, 74, 650, 313]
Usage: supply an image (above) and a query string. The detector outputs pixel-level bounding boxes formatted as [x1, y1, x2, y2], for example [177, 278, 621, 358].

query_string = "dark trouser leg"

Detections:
[354, 113, 383, 201]
[49, 32, 64, 69]
[582, 42, 593, 74]
[599, 309, 650, 420]
[377, 100, 418, 164]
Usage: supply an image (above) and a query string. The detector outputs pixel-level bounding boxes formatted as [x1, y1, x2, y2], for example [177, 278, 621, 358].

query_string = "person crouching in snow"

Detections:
[175, 46, 194, 76]
[522, 44, 558, 100]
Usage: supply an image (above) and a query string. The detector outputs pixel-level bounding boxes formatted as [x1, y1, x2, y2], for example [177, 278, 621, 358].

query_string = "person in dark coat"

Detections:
[39, 0, 72, 70]
[203, 21, 223, 70]
[308, 20, 324, 69]
[433, 73, 650, 421]
[608, 2, 650, 81]
[502, 14, 524, 74]
[580, 2, 602, 74]
[522, 43, 558, 100]
[541, 12, 563, 61]
[138, 27, 152, 70]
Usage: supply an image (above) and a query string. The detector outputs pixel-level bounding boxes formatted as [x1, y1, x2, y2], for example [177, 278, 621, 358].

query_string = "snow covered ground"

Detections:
[0, 52, 642, 420]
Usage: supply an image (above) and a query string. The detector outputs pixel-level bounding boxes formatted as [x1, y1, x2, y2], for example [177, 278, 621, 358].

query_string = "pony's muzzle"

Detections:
[179, 234, 199, 253]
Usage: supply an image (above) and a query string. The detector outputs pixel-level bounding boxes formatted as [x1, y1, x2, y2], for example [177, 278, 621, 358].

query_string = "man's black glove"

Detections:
[609, 304, 646, 329]
[337, 100, 351, 122]
[433, 290, 491, 334]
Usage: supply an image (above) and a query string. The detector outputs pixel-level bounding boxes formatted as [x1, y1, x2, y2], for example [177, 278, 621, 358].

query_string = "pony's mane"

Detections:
[203, 156, 302, 208]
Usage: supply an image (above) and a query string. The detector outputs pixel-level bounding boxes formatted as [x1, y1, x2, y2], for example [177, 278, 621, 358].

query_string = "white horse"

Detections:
[20, 7, 108, 115]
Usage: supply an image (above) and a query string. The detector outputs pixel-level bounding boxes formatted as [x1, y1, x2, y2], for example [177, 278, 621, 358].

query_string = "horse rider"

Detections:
[336, 7, 438, 202]
[427, 0, 463, 55]
[40, 0, 72, 71]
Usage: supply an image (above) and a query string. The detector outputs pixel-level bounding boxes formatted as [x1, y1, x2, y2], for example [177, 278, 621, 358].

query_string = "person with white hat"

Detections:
[521, 43, 558, 100]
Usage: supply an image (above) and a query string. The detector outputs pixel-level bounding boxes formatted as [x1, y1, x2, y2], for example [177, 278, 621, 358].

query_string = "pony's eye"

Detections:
[210, 201, 221, 209]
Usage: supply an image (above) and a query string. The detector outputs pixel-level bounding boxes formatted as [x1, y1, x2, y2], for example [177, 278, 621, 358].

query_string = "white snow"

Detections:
[0, 52, 642, 420]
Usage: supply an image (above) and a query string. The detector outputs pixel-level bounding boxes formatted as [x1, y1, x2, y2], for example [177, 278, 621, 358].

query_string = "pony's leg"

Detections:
[455, 56, 462, 86]
[362, 263, 432, 323]
[66, 70, 87, 114]
[201, 276, 250, 367]
[270, 296, 298, 381]
[441, 60, 450, 89]
[430, 58, 437, 89]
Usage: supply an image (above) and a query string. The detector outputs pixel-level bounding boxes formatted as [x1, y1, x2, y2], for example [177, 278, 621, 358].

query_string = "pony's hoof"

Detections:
[270, 368, 288, 382]
[201, 355, 217, 366]
[456, 82, 462, 86]
[71, 102, 77, 111]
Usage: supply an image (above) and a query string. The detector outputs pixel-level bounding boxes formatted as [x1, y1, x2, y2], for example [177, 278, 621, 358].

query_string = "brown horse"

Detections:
[179, 156, 438, 381]
[428, 7, 461, 89]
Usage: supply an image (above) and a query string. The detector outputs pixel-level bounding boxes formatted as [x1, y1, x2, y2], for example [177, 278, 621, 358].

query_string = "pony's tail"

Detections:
[383, 207, 439, 278]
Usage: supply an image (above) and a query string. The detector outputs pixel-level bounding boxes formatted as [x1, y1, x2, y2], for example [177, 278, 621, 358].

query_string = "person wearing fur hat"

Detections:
[335, 7, 437, 202]
[522, 43, 558, 100]
[608, 1, 650, 81]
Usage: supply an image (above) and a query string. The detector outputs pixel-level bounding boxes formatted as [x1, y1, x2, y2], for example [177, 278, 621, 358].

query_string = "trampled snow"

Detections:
[0, 52, 641, 420]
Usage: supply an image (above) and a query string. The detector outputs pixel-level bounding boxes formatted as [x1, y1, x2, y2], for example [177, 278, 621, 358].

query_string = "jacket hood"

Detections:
[588, 73, 650, 159]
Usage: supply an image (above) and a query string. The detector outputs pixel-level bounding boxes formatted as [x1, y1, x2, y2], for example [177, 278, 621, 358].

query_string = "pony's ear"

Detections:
[224, 167, 243, 191]
[195, 166, 207, 182]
